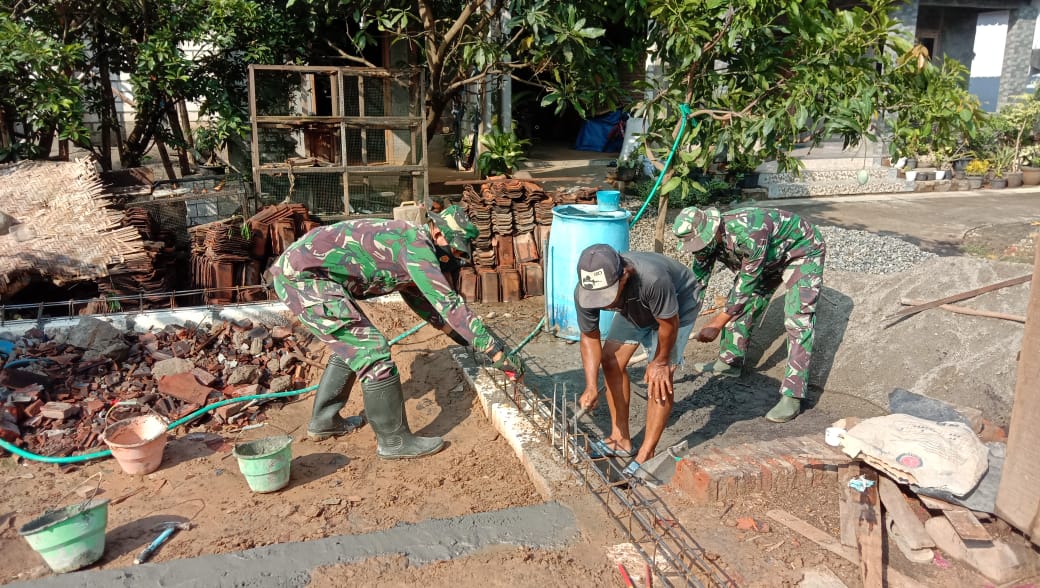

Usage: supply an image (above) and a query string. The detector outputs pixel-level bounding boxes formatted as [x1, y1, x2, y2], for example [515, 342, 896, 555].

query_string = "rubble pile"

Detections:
[459, 180, 593, 303]
[0, 317, 324, 458]
[189, 203, 319, 305]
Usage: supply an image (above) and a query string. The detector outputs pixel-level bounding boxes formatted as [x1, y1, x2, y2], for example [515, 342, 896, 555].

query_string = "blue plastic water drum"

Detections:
[596, 190, 621, 212]
[545, 204, 632, 340]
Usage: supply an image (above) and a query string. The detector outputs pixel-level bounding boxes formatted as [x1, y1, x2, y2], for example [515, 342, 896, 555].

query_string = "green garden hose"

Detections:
[629, 104, 694, 227]
[0, 320, 430, 464]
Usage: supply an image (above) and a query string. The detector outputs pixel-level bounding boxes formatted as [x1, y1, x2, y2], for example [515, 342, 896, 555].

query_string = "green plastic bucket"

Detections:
[19, 499, 109, 573]
[233, 435, 293, 493]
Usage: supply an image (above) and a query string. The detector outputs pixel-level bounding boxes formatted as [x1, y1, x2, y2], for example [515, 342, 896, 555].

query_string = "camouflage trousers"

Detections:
[272, 273, 448, 384]
[718, 252, 824, 399]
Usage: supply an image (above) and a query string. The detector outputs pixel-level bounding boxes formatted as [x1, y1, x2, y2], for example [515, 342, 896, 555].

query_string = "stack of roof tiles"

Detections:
[458, 179, 566, 303]
[189, 203, 318, 304]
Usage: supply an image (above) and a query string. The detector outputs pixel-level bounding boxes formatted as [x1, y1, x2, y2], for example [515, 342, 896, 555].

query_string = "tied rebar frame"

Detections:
[456, 348, 737, 588]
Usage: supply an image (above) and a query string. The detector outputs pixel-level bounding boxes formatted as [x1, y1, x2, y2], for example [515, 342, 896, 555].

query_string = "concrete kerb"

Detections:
[10, 502, 579, 588]
[451, 348, 581, 500]
[757, 184, 1040, 207]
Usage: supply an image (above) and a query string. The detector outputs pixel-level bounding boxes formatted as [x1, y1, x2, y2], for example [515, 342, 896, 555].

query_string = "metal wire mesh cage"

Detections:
[249, 65, 428, 221]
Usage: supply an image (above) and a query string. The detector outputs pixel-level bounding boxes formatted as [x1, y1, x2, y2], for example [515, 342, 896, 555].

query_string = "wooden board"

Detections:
[943, 506, 993, 543]
[767, 509, 930, 588]
[854, 470, 884, 588]
[878, 477, 934, 550]
[838, 463, 861, 548]
[996, 239, 1040, 543]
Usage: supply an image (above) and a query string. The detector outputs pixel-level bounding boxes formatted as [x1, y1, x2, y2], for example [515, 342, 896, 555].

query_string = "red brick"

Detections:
[41, 401, 79, 420]
[215, 403, 242, 422]
[23, 399, 44, 418]
[225, 384, 260, 398]
[84, 398, 106, 415]
[191, 368, 218, 387]
[158, 373, 215, 405]
[0, 420, 19, 442]
[674, 459, 718, 503]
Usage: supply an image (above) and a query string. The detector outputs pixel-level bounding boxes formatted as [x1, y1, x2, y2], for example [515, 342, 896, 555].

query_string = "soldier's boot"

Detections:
[361, 374, 444, 459]
[690, 360, 741, 378]
[307, 355, 359, 440]
[765, 396, 802, 423]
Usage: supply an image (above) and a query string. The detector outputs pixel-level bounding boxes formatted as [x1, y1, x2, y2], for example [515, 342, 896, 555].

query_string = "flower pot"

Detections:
[1006, 171, 1023, 188]
[905, 170, 918, 182]
[1022, 166, 1040, 186]
[935, 170, 948, 180]
[966, 175, 983, 189]
[905, 158, 918, 170]
[953, 158, 972, 172]
[990, 178, 1008, 189]
[954, 170, 966, 180]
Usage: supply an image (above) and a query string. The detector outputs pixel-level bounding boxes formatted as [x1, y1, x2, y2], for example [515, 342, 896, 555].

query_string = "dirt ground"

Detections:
[0, 301, 553, 584]
[3, 223, 1040, 586]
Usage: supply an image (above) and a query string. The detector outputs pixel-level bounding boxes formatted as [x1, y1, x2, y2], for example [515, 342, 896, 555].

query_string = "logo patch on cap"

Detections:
[580, 268, 609, 290]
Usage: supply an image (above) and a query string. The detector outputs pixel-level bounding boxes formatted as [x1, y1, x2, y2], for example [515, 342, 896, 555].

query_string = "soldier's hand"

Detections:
[492, 350, 526, 380]
[696, 326, 721, 342]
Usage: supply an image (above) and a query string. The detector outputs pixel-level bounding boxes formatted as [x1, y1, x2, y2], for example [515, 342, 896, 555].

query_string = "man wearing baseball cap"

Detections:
[574, 243, 702, 476]
[267, 205, 524, 459]
[672, 206, 826, 423]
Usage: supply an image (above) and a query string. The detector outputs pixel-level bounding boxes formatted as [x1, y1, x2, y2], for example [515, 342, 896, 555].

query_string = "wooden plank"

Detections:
[854, 470, 884, 588]
[878, 476, 934, 550]
[767, 510, 931, 588]
[885, 274, 1031, 321]
[838, 462, 861, 548]
[943, 506, 993, 542]
[997, 237, 1040, 544]
[899, 298, 1026, 323]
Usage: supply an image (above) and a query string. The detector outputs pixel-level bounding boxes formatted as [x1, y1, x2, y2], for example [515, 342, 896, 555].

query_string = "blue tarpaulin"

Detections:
[574, 110, 627, 153]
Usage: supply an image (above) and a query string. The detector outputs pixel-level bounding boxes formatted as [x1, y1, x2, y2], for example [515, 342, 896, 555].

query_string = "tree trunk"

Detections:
[155, 137, 176, 180]
[166, 105, 192, 176]
[426, 91, 452, 144]
[96, 31, 114, 170]
[58, 138, 69, 161]
[652, 171, 673, 253]
[37, 126, 55, 160]
[122, 105, 161, 168]
[178, 101, 196, 162]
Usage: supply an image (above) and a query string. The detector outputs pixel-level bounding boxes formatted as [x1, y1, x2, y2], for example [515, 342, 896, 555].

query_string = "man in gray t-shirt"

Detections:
[574, 244, 702, 476]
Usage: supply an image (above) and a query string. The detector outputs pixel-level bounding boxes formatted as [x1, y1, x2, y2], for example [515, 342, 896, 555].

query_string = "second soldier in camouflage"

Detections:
[672, 206, 826, 423]
[268, 205, 524, 458]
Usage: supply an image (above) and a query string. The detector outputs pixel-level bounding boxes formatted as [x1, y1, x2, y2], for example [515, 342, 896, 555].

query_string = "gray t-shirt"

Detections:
[575, 252, 702, 334]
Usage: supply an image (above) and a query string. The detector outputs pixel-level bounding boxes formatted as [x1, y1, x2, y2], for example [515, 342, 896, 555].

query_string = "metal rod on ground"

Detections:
[442, 177, 591, 186]
[899, 298, 1026, 323]
[885, 274, 1032, 322]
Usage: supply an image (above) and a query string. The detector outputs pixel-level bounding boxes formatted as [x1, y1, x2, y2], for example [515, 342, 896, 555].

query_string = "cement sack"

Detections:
[840, 413, 988, 497]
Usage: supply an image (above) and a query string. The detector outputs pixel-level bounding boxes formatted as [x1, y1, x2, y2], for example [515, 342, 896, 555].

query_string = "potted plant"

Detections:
[990, 145, 1016, 188]
[1020, 144, 1040, 185]
[193, 125, 227, 175]
[477, 130, 530, 177]
[964, 159, 989, 189]
[995, 92, 1040, 184]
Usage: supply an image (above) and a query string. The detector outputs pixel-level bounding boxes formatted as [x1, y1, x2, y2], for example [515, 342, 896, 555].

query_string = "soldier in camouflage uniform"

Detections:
[268, 205, 524, 458]
[672, 206, 826, 423]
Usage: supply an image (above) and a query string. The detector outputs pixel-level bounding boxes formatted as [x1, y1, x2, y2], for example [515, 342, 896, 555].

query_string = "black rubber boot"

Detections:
[361, 374, 444, 459]
[307, 355, 359, 440]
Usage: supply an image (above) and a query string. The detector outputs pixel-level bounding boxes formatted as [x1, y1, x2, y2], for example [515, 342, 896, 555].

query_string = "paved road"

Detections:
[762, 188, 1040, 255]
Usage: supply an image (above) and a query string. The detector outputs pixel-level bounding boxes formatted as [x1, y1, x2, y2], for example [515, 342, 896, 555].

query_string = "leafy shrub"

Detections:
[477, 130, 530, 177]
[965, 159, 991, 176]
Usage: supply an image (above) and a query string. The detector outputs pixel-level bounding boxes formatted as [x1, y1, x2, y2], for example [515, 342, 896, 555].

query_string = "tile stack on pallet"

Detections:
[189, 203, 318, 304]
[459, 180, 589, 303]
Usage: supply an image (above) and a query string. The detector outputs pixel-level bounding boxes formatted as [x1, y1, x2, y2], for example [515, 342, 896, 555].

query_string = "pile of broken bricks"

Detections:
[0, 316, 325, 461]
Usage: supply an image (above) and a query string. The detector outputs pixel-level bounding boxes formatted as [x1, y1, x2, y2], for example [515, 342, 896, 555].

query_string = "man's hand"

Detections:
[644, 361, 673, 405]
[696, 326, 721, 342]
[492, 350, 526, 380]
[578, 385, 599, 413]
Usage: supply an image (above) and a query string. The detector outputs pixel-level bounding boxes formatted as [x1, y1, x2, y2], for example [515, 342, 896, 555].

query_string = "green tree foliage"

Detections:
[0, 13, 89, 160]
[289, 0, 650, 140]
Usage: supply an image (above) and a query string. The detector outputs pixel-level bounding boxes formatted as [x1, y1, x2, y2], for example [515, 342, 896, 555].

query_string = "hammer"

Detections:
[134, 521, 192, 564]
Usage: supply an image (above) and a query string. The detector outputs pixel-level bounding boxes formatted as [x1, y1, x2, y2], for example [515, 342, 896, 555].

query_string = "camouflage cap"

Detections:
[429, 204, 478, 255]
[672, 206, 721, 252]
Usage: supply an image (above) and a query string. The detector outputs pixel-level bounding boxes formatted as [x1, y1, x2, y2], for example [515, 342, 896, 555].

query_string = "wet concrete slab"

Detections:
[10, 502, 578, 588]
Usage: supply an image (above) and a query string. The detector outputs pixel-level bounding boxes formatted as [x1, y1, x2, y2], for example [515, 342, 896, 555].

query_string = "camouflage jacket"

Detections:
[691, 208, 825, 318]
[269, 218, 497, 354]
